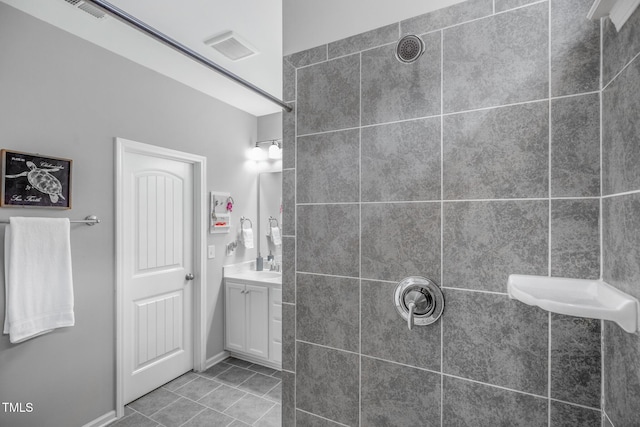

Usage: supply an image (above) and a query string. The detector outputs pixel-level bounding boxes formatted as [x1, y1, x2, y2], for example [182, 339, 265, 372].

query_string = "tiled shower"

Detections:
[281, 0, 640, 425]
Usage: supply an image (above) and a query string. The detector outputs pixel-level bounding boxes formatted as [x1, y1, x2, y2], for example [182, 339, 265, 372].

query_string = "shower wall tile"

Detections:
[361, 280, 441, 371]
[401, 0, 493, 35]
[442, 376, 548, 426]
[550, 0, 600, 97]
[361, 118, 441, 202]
[295, 411, 344, 427]
[495, 0, 540, 13]
[361, 357, 440, 426]
[296, 342, 359, 426]
[296, 204, 359, 277]
[282, 303, 296, 372]
[550, 314, 601, 407]
[603, 321, 640, 426]
[282, 104, 295, 169]
[550, 402, 601, 427]
[282, 169, 295, 236]
[361, 202, 440, 283]
[443, 102, 549, 199]
[603, 5, 640, 86]
[297, 54, 359, 135]
[550, 199, 600, 280]
[551, 93, 600, 197]
[443, 289, 548, 394]
[282, 371, 295, 427]
[283, 59, 296, 102]
[603, 414, 614, 427]
[296, 273, 359, 352]
[602, 56, 640, 196]
[361, 32, 441, 126]
[603, 193, 640, 301]
[285, 45, 327, 69]
[443, 2, 549, 113]
[282, 237, 296, 303]
[296, 129, 359, 203]
[328, 23, 398, 59]
[443, 200, 548, 293]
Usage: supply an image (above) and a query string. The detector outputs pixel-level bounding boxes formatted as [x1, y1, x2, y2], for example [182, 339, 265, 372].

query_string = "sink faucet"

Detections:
[269, 262, 281, 272]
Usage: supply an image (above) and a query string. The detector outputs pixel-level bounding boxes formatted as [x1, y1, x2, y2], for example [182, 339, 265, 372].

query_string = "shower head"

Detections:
[395, 35, 425, 64]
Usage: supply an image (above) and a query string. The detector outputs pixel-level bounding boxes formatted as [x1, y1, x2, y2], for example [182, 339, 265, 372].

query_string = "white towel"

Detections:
[241, 227, 254, 249]
[270, 226, 282, 246]
[4, 217, 74, 343]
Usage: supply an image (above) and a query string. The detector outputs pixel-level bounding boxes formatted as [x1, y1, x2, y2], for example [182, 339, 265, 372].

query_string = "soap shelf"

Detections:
[507, 274, 640, 333]
[210, 191, 232, 234]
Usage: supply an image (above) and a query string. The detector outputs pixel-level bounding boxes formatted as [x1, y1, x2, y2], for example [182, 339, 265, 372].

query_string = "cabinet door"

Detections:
[225, 281, 246, 352]
[269, 287, 282, 364]
[245, 284, 269, 358]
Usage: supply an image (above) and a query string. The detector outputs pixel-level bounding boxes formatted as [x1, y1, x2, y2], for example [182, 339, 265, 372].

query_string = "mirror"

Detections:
[258, 171, 282, 260]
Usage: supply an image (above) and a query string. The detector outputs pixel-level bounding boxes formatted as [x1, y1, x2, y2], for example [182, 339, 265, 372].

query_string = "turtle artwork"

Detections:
[5, 161, 66, 204]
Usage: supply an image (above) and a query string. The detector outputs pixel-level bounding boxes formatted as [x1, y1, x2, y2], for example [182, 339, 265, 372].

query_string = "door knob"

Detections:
[185, 273, 195, 281]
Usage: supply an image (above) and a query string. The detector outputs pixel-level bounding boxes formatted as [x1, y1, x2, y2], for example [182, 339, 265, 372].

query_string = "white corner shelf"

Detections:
[588, 0, 640, 31]
[507, 274, 640, 333]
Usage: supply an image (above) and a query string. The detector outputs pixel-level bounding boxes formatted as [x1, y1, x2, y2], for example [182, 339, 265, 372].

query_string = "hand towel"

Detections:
[241, 226, 254, 249]
[4, 217, 74, 343]
[270, 226, 282, 246]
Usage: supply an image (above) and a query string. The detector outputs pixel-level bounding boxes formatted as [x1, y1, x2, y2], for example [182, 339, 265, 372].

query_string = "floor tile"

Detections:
[198, 384, 247, 412]
[215, 366, 256, 386]
[199, 362, 232, 379]
[224, 394, 276, 425]
[150, 398, 206, 427]
[181, 408, 235, 427]
[175, 376, 222, 401]
[248, 363, 278, 376]
[255, 404, 282, 427]
[109, 412, 159, 427]
[270, 371, 282, 379]
[238, 373, 281, 396]
[229, 421, 251, 427]
[162, 372, 199, 391]
[128, 388, 180, 416]
[224, 357, 253, 368]
[265, 383, 282, 403]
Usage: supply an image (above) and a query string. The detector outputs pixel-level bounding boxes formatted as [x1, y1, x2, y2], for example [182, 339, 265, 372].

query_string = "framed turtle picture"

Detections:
[1, 150, 72, 209]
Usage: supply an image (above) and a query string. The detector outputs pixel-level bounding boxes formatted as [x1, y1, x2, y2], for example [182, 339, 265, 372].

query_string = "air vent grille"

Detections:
[62, 0, 107, 20]
[204, 32, 258, 61]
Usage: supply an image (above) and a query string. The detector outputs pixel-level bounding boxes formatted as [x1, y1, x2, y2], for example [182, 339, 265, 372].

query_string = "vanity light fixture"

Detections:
[250, 139, 282, 161]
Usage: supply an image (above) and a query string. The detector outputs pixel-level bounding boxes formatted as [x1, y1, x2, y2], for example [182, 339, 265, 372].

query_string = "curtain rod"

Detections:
[85, 0, 293, 113]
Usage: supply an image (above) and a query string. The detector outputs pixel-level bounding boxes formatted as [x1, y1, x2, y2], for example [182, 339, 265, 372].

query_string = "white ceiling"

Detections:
[1, 0, 466, 116]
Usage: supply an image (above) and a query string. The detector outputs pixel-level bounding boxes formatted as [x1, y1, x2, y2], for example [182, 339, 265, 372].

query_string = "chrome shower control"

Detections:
[394, 276, 444, 330]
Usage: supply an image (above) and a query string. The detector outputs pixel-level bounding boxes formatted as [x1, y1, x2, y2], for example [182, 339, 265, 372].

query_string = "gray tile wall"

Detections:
[601, 5, 640, 426]
[283, 0, 604, 425]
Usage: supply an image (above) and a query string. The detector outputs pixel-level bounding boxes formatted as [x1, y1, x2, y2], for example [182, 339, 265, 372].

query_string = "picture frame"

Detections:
[1, 150, 72, 209]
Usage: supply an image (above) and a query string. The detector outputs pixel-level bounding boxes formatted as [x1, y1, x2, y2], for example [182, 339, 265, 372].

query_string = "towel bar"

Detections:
[0, 215, 101, 226]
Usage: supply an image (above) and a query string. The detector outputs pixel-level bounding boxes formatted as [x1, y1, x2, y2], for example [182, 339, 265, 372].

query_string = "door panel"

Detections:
[124, 152, 194, 404]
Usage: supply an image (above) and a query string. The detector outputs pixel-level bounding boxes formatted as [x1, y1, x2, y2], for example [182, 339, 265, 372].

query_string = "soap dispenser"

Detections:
[256, 253, 263, 271]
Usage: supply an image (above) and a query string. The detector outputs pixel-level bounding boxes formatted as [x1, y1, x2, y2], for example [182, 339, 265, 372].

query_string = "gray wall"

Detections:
[601, 5, 640, 426]
[0, 4, 261, 426]
[282, 0, 605, 425]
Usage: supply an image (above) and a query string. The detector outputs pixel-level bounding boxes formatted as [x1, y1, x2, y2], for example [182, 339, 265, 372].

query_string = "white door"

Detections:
[123, 151, 194, 404]
[225, 281, 246, 353]
[245, 284, 269, 358]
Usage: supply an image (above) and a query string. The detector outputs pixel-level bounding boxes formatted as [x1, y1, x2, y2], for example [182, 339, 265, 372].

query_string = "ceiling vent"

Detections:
[204, 31, 258, 61]
[62, 0, 108, 20]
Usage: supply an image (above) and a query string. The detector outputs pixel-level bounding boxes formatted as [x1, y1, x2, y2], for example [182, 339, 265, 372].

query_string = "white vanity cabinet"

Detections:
[224, 277, 282, 369]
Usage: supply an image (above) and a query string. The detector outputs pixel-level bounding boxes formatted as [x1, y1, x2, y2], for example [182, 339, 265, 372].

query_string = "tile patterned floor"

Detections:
[109, 358, 281, 427]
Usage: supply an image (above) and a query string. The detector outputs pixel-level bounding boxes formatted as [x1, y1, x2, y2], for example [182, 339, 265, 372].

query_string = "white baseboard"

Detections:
[204, 350, 230, 370]
[82, 410, 117, 427]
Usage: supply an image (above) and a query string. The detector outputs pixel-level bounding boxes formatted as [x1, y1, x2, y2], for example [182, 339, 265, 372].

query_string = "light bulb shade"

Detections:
[268, 143, 282, 159]
[251, 145, 267, 161]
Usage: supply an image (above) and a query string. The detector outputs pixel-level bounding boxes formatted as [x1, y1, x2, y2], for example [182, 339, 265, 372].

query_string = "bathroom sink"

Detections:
[226, 270, 282, 283]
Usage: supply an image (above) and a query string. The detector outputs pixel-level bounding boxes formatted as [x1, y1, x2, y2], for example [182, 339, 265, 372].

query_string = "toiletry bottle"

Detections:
[256, 255, 263, 271]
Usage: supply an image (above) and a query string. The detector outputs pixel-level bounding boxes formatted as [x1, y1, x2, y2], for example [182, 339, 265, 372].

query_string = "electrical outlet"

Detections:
[208, 245, 215, 259]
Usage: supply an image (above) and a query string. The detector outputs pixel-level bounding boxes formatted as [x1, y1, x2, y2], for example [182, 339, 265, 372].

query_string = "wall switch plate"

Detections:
[208, 245, 215, 259]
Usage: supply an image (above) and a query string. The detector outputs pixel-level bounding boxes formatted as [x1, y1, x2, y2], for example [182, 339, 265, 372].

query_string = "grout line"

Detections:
[295, 409, 352, 427]
[603, 409, 616, 426]
[602, 50, 640, 91]
[358, 49, 363, 427]
[296, 339, 361, 356]
[440, 27, 445, 427]
[547, 3, 552, 422]
[548, 397, 602, 412]
[442, 372, 551, 401]
[601, 188, 640, 198]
